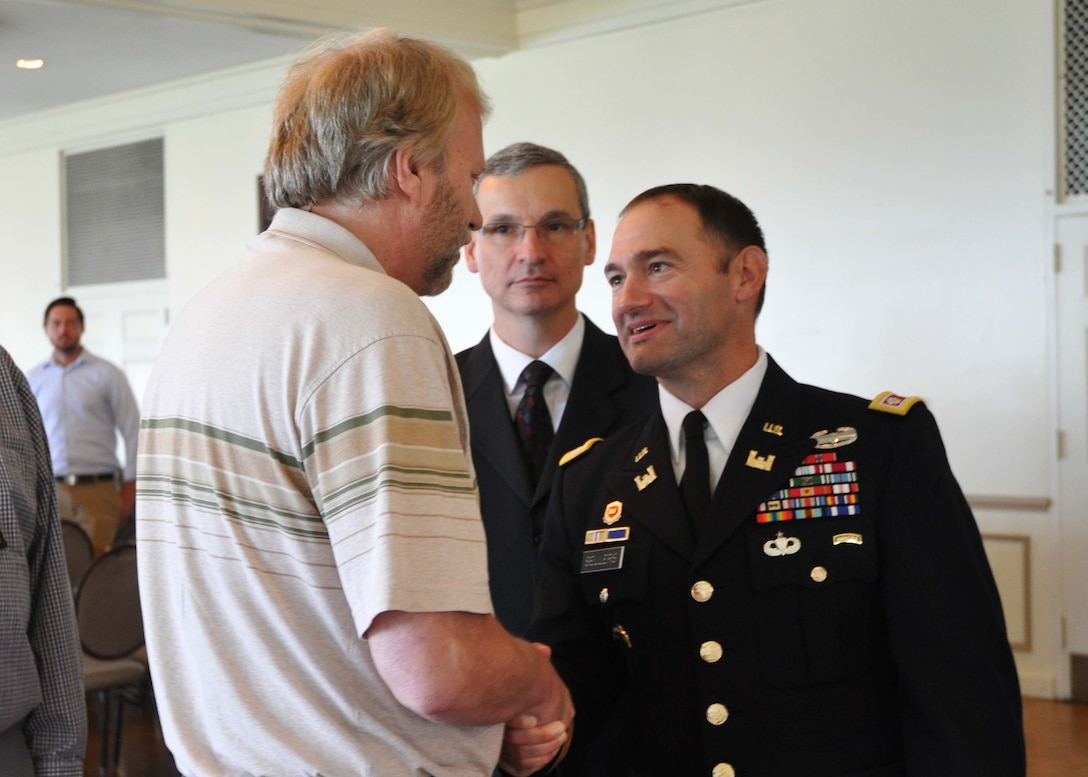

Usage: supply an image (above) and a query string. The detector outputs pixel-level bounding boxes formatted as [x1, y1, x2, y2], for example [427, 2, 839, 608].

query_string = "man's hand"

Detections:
[499, 715, 569, 777]
[498, 643, 573, 777]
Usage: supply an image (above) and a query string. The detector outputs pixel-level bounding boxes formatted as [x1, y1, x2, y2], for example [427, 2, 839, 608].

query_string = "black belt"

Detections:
[56, 473, 117, 486]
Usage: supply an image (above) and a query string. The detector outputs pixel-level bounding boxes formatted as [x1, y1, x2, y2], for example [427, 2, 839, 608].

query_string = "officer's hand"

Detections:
[499, 715, 568, 777]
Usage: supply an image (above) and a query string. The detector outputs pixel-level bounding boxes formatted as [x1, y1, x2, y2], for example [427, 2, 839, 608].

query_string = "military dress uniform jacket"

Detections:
[456, 316, 657, 637]
[529, 357, 1025, 777]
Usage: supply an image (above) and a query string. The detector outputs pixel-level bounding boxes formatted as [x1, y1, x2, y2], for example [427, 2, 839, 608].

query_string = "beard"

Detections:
[49, 336, 81, 356]
[419, 250, 460, 297]
[418, 177, 468, 297]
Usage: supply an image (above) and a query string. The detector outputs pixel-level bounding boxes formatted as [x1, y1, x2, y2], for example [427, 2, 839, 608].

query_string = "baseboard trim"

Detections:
[1019, 672, 1057, 699]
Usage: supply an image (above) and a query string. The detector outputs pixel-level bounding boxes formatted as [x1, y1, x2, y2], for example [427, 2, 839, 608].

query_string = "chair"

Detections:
[60, 519, 94, 592]
[111, 505, 137, 549]
[74, 544, 147, 776]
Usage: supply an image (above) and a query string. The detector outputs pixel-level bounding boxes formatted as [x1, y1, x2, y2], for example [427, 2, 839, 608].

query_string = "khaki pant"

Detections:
[56, 479, 124, 554]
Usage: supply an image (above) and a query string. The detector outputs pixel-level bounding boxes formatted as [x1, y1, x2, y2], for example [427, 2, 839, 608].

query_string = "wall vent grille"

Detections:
[65, 138, 165, 286]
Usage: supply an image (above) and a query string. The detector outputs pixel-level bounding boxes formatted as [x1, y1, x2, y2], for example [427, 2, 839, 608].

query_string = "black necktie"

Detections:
[680, 410, 710, 524]
[514, 360, 555, 489]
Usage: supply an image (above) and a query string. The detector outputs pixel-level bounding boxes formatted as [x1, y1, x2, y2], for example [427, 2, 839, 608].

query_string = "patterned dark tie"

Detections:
[680, 410, 710, 525]
[514, 360, 555, 489]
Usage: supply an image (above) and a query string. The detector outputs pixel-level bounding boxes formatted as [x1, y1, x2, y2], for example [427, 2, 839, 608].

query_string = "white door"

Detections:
[66, 279, 169, 410]
[1055, 214, 1088, 698]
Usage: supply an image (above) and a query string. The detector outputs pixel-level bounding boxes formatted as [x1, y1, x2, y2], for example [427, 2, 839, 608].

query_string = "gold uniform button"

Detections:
[810, 565, 828, 583]
[712, 763, 736, 777]
[691, 580, 715, 602]
[705, 703, 729, 725]
[599, 588, 609, 604]
[700, 640, 723, 663]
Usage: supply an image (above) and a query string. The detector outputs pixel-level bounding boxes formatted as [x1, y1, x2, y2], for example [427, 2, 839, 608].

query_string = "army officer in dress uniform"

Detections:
[506, 184, 1025, 777]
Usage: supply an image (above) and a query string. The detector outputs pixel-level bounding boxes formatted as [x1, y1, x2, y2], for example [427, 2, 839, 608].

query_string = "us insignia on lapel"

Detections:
[756, 451, 861, 523]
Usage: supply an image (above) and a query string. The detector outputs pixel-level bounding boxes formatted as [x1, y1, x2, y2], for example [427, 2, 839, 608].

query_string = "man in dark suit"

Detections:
[458, 142, 656, 642]
[510, 184, 1025, 776]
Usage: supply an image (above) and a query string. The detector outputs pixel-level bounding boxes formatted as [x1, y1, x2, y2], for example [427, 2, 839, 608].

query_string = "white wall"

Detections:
[0, 149, 63, 368]
[0, 56, 290, 367]
[444, 0, 1053, 496]
[0, 0, 1061, 693]
[165, 103, 277, 314]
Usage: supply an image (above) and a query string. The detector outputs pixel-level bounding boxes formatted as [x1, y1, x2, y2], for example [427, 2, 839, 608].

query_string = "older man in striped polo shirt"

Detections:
[137, 29, 570, 777]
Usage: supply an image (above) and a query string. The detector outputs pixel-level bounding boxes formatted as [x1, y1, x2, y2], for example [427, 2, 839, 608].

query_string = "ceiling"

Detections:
[0, 0, 751, 123]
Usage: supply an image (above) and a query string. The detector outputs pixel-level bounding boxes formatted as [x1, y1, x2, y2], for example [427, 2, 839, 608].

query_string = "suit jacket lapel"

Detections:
[460, 334, 534, 505]
[539, 319, 626, 505]
[694, 358, 817, 568]
[606, 413, 695, 561]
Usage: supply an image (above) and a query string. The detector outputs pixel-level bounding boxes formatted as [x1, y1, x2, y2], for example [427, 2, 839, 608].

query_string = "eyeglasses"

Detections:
[477, 217, 587, 247]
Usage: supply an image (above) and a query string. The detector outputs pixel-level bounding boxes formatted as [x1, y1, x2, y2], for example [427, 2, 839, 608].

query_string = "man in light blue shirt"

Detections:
[26, 297, 139, 553]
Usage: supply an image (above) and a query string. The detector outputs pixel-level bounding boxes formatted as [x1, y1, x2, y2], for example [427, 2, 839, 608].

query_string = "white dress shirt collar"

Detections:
[660, 348, 768, 487]
[488, 314, 586, 425]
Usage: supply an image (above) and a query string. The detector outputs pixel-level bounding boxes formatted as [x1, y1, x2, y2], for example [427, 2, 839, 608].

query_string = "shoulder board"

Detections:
[868, 391, 923, 416]
[559, 437, 605, 467]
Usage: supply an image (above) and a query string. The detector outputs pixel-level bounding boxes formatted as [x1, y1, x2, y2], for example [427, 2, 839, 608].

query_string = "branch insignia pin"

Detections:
[634, 465, 657, 491]
[745, 450, 776, 471]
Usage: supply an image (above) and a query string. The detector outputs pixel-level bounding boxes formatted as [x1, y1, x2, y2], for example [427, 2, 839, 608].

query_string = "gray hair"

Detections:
[478, 142, 590, 219]
[264, 28, 491, 209]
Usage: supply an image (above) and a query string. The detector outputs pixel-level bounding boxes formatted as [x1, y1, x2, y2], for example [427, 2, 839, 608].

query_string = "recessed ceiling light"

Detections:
[16, 59, 45, 70]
